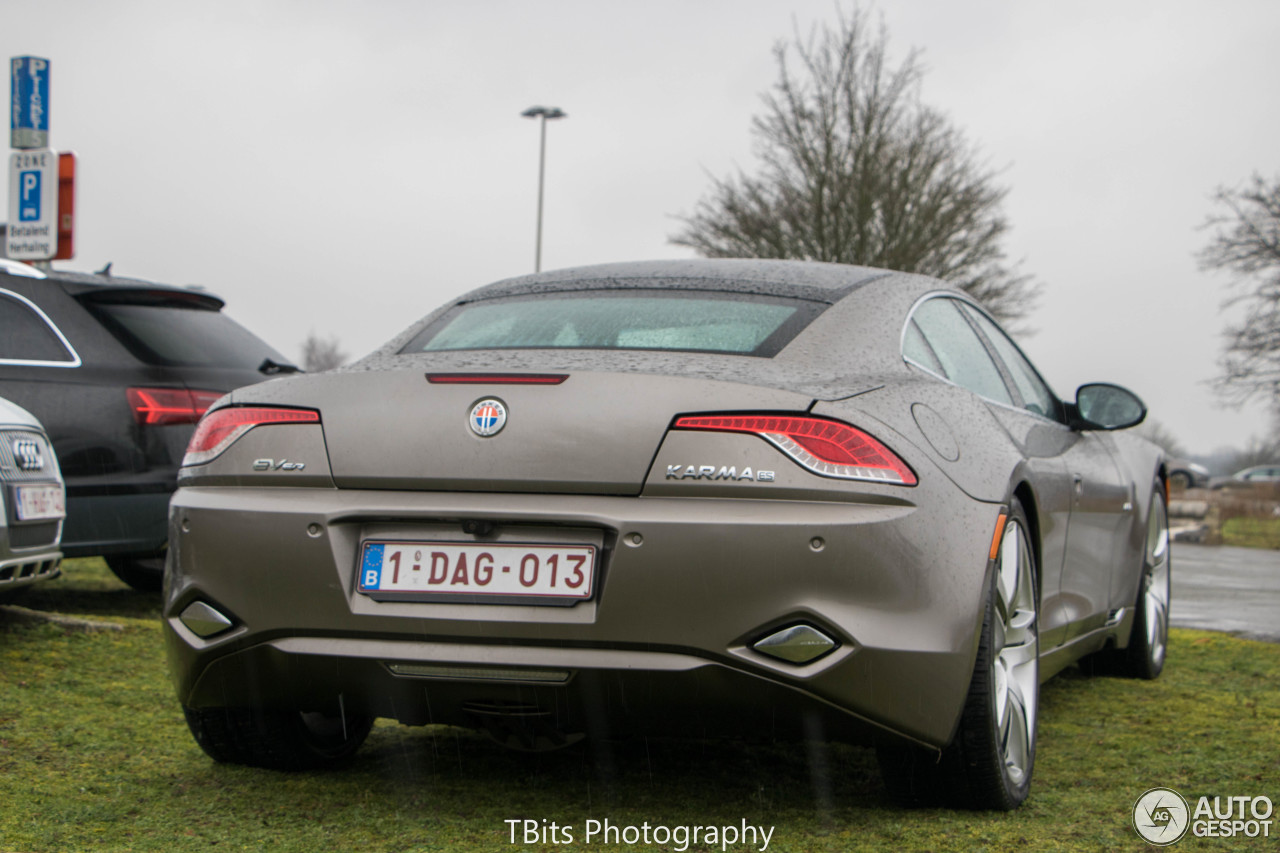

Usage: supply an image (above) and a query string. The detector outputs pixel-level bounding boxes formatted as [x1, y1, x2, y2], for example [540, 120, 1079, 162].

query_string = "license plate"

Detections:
[357, 541, 596, 602]
[14, 483, 65, 522]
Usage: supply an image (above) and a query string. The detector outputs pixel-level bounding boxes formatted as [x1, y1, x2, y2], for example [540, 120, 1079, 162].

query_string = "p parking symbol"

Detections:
[19, 170, 41, 221]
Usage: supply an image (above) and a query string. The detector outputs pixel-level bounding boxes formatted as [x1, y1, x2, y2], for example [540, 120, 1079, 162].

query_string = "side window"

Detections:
[902, 319, 945, 376]
[959, 304, 1061, 420]
[0, 290, 79, 365]
[906, 297, 1013, 406]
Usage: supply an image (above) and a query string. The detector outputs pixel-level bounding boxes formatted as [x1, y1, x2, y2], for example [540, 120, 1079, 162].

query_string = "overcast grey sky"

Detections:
[5, 0, 1277, 455]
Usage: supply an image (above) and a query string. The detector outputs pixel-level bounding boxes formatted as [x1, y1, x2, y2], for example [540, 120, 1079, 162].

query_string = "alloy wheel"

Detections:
[993, 518, 1038, 787]
[1143, 492, 1171, 670]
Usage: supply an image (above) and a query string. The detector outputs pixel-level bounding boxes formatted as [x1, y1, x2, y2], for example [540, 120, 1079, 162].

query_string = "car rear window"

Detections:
[400, 291, 825, 357]
[81, 299, 289, 369]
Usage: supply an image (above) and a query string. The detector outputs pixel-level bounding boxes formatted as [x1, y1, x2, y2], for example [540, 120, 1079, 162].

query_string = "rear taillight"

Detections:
[673, 415, 917, 486]
[127, 387, 224, 426]
[182, 406, 320, 467]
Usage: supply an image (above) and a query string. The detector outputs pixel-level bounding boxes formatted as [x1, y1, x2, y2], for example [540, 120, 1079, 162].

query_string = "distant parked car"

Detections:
[1210, 464, 1280, 490]
[0, 394, 64, 599]
[0, 258, 294, 590]
[1168, 458, 1210, 489]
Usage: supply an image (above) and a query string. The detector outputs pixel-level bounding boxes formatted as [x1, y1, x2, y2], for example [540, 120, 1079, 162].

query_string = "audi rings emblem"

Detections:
[13, 438, 44, 471]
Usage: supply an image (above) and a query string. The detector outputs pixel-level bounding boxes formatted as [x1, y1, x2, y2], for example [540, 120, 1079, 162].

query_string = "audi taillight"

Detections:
[182, 406, 320, 467]
[127, 387, 224, 426]
[673, 415, 917, 486]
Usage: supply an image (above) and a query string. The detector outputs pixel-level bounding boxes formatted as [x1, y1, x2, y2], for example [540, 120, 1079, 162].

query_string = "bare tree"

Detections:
[671, 5, 1039, 325]
[301, 331, 348, 372]
[1134, 419, 1187, 459]
[1198, 173, 1280, 416]
[1226, 431, 1280, 471]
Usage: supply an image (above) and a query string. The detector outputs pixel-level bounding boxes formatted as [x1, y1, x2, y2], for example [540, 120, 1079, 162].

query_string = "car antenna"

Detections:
[96, 262, 112, 277]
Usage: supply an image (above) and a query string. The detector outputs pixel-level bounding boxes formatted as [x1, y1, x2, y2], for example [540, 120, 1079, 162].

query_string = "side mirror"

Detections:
[1070, 383, 1147, 431]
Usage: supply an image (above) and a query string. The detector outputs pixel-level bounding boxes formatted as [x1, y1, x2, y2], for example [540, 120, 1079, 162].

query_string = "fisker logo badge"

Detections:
[13, 438, 44, 471]
[469, 398, 507, 437]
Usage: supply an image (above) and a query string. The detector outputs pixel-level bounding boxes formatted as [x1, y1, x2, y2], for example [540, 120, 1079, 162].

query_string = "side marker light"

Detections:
[989, 512, 1009, 561]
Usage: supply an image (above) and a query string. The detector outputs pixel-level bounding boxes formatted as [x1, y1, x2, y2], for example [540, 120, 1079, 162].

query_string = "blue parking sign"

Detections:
[7, 149, 58, 260]
[11, 56, 50, 149]
[18, 169, 41, 221]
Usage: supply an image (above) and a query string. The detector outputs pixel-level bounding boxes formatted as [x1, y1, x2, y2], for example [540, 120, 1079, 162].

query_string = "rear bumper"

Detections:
[60, 489, 170, 557]
[164, 485, 1002, 748]
[178, 636, 942, 748]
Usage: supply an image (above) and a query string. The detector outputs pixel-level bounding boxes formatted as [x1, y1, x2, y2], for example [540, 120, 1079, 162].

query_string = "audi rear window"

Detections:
[400, 291, 825, 357]
[81, 300, 289, 369]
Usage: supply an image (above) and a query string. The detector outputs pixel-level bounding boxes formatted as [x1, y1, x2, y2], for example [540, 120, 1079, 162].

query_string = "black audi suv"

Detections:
[0, 258, 294, 589]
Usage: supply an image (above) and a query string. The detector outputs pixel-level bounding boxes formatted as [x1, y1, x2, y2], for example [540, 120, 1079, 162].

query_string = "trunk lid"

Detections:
[235, 369, 814, 495]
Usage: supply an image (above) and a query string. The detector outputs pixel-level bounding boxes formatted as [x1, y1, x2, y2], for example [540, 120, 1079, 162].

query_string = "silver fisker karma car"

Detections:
[163, 260, 1170, 810]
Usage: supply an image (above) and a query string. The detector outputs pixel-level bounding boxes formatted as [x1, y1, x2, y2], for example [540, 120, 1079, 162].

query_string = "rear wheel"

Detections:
[878, 500, 1039, 810]
[182, 705, 374, 770]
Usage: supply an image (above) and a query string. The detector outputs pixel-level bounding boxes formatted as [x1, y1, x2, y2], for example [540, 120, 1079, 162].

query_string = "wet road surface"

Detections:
[1172, 543, 1280, 642]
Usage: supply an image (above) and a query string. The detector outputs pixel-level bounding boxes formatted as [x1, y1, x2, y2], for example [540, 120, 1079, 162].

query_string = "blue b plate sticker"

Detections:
[359, 542, 385, 590]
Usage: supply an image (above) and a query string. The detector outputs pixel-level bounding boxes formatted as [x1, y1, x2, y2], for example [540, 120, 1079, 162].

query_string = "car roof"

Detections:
[0, 258, 46, 279]
[455, 259, 896, 305]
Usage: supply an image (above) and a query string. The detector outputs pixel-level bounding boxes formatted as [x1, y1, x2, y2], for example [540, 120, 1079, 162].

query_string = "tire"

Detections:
[105, 553, 165, 592]
[878, 499, 1039, 810]
[1085, 482, 1170, 679]
[1168, 471, 1191, 490]
[182, 704, 374, 770]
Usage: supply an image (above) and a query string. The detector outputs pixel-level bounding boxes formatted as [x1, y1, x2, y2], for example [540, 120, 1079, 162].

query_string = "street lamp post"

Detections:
[521, 105, 567, 273]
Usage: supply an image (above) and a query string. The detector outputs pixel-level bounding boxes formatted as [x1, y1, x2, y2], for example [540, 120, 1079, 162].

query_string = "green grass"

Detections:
[2, 559, 1278, 852]
[1221, 516, 1280, 550]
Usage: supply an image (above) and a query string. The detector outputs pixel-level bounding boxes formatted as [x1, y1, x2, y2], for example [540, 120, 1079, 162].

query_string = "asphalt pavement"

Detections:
[1171, 542, 1280, 642]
